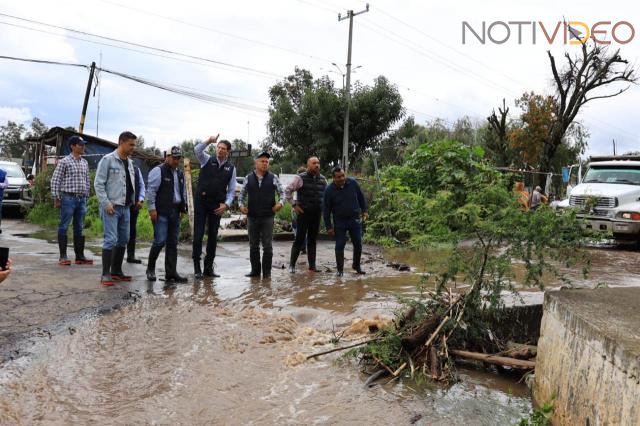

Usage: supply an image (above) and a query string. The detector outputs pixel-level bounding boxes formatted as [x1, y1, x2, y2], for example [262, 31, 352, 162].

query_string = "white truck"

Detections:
[561, 156, 640, 244]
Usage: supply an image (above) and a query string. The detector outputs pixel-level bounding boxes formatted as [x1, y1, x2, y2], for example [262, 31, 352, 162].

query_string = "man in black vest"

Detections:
[145, 146, 188, 283]
[126, 165, 145, 264]
[239, 151, 286, 279]
[193, 135, 236, 278]
[285, 156, 327, 273]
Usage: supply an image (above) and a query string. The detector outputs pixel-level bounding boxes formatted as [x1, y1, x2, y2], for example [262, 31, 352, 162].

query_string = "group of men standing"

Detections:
[51, 131, 369, 286]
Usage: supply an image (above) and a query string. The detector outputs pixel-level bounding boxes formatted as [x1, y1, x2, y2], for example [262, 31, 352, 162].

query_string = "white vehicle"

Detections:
[0, 160, 34, 209]
[561, 156, 640, 243]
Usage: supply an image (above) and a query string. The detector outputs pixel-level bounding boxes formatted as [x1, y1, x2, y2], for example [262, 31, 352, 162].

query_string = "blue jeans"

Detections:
[152, 208, 180, 250]
[58, 194, 87, 237]
[334, 217, 363, 252]
[101, 205, 130, 250]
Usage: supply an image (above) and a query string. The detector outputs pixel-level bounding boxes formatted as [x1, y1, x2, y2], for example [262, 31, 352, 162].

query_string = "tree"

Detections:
[542, 40, 637, 172]
[0, 121, 26, 159]
[267, 68, 404, 171]
[485, 99, 511, 167]
[27, 117, 48, 139]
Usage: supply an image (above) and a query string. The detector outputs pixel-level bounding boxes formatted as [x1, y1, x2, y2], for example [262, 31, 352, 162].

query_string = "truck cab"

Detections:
[564, 156, 640, 243]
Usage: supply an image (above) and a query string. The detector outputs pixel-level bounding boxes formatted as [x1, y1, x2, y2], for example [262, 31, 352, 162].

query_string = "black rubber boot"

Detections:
[245, 249, 261, 277]
[58, 233, 71, 265]
[146, 245, 162, 281]
[203, 255, 220, 277]
[336, 251, 344, 277]
[165, 246, 187, 283]
[289, 245, 301, 273]
[307, 244, 318, 272]
[352, 246, 365, 274]
[126, 240, 142, 264]
[194, 259, 203, 279]
[74, 236, 93, 264]
[101, 249, 113, 286]
[262, 251, 272, 279]
[111, 246, 132, 281]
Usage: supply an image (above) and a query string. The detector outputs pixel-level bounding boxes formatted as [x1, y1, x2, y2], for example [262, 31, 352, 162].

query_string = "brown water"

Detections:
[12, 239, 638, 424]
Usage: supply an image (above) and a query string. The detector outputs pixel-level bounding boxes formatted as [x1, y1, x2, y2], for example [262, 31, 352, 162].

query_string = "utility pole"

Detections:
[79, 61, 96, 134]
[338, 4, 369, 173]
[612, 139, 617, 156]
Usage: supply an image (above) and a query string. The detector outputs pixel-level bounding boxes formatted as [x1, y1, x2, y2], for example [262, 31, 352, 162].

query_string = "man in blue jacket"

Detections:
[94, 131, 137, 286]
[323, 167, 368, 277]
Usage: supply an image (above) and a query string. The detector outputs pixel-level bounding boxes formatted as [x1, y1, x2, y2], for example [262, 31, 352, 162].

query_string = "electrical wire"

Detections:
[0, 12, 283, 78]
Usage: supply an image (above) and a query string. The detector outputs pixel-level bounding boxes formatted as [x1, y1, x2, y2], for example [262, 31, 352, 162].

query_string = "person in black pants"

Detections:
[239, 151, 286, 279]
[285, 156, 327, 273]
[145, 146, 188, 283]
[192, 135, 236, 278]
[324, 167, 368, 276]
[126, 165, 146, 263]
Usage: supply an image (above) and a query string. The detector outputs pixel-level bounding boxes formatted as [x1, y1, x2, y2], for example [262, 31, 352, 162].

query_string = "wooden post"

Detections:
[183, 157, 195, 237]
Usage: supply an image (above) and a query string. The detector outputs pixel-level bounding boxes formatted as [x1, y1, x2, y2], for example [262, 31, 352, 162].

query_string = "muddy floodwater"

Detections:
[4, 220, 638, 424]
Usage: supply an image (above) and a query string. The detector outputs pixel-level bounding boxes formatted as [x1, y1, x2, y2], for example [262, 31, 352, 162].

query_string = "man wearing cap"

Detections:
[51, 135, 93, 265]
[324, 166, 368, 276]
[192, 135, 236, 278]
[285, 156, 327, 273]
[94, 131, 137, 286]
[145, 146, 188, 283]
[239, 151, 285, 279]
[126, 164, 146, 264]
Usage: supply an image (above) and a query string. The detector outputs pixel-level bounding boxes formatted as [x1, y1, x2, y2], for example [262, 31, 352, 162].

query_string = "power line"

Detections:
[97, 0, 335, 66]
[0, 55, 268, 115]
[0, 19, 277, 80]
[0, 12, 283, 79]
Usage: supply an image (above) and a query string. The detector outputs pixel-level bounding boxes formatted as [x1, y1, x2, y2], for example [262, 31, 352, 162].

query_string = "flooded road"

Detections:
[3, 219, 639, 424]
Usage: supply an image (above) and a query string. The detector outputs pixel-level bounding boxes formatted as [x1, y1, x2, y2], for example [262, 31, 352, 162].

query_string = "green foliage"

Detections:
[365, 139, 592, 354]
[275, 202, 293, 222]
[518, 400, 554, 426]
[266, 67, 404, 170]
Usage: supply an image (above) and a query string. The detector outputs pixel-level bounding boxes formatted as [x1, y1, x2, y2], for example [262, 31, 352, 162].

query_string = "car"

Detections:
[0, 161, 34, 210]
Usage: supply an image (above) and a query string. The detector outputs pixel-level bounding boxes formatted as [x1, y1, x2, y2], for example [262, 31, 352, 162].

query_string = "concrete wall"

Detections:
[534, 288, 640, 425]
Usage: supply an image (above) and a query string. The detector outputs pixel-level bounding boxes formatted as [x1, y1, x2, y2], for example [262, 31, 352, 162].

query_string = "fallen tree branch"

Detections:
[424, 315, 450, 349]
[450, 349, 536, 369]
[306, 337, 380, 360]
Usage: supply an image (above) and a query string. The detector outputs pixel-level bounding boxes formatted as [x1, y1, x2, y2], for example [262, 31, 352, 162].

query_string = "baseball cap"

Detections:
[68, 135, 87, 145]
[169, 146, 183, 157]
[255, 151, 271, 159]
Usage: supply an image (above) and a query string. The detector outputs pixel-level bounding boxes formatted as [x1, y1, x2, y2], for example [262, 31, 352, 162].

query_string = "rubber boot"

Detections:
[58, 233, 71, 266]
[352, 245, 366, 274]
[245, 249, 261, 277]
[307, 244, 319, 272]
[336, 251, 344, 277]
[165, 245, 187, 283]
[203, 255, 219, 277]
[194, 259, 203, 279]
[126, 240, 142, 264]
[289, 245, 301, 273]
[262, 251, 272, 279]
[110, 246, 132, 281]
[74, 236, 93, 264]
[146, 245, 162, 281]
[101, 249, 113, 286]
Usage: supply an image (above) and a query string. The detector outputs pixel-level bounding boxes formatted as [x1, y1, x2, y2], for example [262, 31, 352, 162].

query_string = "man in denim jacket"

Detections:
[94, 131, 138, 286]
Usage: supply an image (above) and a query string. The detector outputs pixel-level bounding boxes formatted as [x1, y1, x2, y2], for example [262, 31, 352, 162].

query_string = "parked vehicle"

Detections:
[557, 156, 640, 244]
[0, 160, 34, 209]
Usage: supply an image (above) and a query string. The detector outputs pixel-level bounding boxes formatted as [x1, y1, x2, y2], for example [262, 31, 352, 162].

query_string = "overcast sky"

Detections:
[0, 0, 638, 157]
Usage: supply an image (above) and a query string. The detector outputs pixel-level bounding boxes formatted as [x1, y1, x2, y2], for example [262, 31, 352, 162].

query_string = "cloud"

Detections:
[0, 106, 33, 124]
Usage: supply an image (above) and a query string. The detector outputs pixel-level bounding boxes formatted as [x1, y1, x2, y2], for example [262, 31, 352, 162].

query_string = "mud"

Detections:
[3, 218, 637, 424]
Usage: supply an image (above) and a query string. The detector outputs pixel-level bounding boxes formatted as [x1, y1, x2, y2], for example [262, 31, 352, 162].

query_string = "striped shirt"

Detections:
[51, 154, 90, 199]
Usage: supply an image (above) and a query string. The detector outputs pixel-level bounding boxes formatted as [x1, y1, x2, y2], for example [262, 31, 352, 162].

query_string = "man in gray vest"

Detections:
[239, 151, 285, 279]
[285, 156, 327, 273]
[145, 146, 188, 283]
